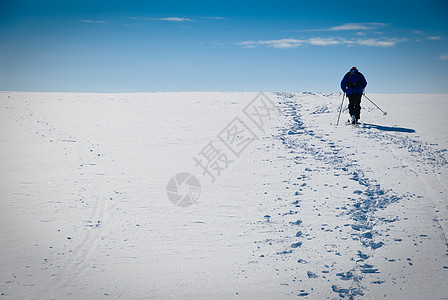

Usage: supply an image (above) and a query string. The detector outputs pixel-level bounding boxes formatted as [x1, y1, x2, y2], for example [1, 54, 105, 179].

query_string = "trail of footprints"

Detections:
[249, 93, 418, 298]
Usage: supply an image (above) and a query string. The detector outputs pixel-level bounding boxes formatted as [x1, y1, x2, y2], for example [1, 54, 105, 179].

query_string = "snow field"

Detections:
[0, 91, 447, 299]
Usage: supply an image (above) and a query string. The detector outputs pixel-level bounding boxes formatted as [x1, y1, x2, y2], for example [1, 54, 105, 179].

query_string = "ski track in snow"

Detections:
[1, 94, 118, 299]
[270, 92, 406, 298]
[247, 92, 448, 299]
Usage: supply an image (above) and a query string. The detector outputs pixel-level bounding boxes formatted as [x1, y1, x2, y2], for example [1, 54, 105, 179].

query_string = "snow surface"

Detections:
[0, 91, 447, 299]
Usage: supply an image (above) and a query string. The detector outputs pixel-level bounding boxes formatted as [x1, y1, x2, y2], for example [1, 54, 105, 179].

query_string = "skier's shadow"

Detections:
[362, 123, 415, 133]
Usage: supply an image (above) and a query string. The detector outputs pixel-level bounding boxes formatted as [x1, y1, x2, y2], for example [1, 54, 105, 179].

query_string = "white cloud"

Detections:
[327, 22, 388, 31]
[238, 38, 305, 49]
[129, 16, 193, 22]
[307, 37, 341, 46]
[354, 38, 404, 47]
[287, 22, 389, 32]
[202, 16, 226, 20]
[237, 41, 257, 48]
[440, 54, 448, 60]
[410, 31, 441, 41]
[157, 17, 193, 22]
[79, 20, 107, 24]
[238, 37, 406, 49]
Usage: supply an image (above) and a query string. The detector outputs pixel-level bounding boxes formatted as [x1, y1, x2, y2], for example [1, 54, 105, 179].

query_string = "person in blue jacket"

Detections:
[341, 67, 367, 124]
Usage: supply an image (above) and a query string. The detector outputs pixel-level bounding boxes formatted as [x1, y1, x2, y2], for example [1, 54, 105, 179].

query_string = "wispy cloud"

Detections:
[128, 16, 193, 22]
[79, 20, 107, 24]
[410, 30, 441, 41]
[155, 17, 193, 22]
[238, 37, 405, 49]
[286, 22, 388, 32]
[354, 38, 405, 47]
[327, 22, 388, 31]
[201, 16, 226, 20]
[440, 54, 448, 60]
[307, 37, 341, 46]
[238, 38, 305, 49]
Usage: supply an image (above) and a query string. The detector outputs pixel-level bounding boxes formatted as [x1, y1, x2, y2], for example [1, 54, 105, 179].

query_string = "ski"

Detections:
[347, 119, 360, 128]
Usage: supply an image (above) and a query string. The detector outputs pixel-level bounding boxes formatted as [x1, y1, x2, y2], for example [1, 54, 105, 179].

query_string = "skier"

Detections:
[340, 67, 367, 124]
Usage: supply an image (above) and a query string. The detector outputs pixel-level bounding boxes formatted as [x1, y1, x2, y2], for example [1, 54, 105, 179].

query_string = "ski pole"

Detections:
[362, 94, 387, 116]
[336, 92, 345, 125]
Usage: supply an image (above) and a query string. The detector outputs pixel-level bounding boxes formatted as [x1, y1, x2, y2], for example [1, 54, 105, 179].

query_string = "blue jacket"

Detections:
[341, 70, 367, 95]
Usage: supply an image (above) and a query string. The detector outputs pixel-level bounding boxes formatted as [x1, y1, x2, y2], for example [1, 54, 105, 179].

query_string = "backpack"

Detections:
[346, 71, 363, 87]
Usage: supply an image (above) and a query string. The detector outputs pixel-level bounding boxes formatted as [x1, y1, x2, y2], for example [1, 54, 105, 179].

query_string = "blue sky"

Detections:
[1, 0, 447, 93]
